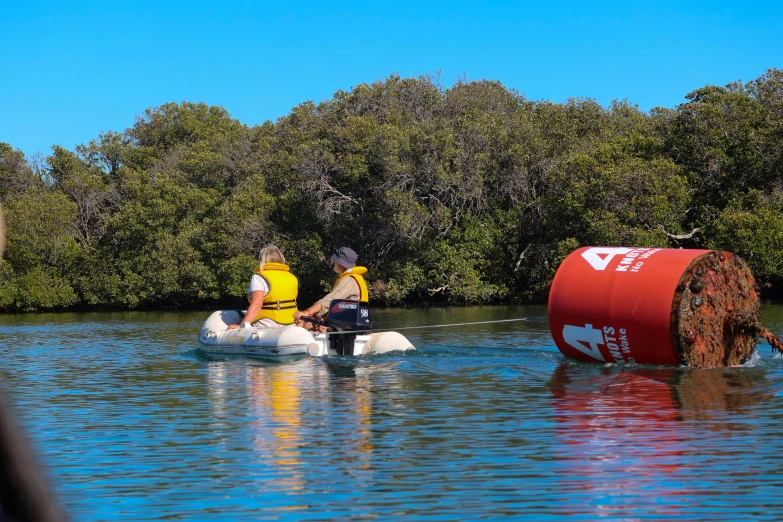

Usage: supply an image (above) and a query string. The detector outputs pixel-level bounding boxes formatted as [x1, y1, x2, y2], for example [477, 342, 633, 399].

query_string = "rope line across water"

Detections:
[324, 317, 541, 336]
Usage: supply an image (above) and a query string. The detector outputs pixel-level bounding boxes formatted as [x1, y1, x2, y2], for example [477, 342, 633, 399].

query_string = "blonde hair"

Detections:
[258, 244, 285, 270]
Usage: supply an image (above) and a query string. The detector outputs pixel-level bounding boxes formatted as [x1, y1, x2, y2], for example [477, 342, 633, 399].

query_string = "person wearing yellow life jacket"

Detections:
[293, 247, 368, 327]
[227, 245, 299, 330]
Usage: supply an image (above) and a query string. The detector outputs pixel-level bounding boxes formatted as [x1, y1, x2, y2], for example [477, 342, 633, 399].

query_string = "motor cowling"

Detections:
[325, 300, 371, 355]
[325, 300, 372, 331]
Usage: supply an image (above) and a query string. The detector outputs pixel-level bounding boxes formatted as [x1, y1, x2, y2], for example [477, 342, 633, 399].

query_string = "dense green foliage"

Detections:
[2, 70, 783, 311]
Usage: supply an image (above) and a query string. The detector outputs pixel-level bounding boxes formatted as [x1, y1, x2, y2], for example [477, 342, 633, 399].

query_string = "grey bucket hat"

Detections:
[331, 247, 358, 269]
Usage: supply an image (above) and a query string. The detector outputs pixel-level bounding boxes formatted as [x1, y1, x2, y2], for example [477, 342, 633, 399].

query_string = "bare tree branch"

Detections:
[514, 244, 532, 273]
[427, 284, 449, 296]
[660, 226, 701, 240]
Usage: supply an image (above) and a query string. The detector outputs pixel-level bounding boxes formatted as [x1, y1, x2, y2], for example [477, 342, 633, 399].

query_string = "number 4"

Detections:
[581, 247, 632, 271]
[562, 324, 605, 361]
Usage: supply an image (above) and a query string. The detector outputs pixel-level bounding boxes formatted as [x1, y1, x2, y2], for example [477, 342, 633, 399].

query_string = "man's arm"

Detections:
[315, 277, 360, 316]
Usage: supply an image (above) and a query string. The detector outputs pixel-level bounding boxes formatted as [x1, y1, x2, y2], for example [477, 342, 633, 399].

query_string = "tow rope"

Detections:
[323, 317, 540, 336]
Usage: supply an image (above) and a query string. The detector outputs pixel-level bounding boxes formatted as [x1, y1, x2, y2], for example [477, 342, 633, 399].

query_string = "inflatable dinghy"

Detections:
[199, 300, 415, 359]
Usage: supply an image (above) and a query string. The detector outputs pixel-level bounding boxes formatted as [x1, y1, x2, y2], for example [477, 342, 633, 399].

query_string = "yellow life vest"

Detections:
[334, 266, 369, 302]
[248, 263, 299, 324]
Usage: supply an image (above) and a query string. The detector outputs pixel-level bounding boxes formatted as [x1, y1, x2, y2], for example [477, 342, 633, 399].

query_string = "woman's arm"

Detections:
[227, 290, 265, 329]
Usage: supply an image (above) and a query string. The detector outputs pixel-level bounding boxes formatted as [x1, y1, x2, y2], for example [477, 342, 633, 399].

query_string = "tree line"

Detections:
[1, 70, 782, 312]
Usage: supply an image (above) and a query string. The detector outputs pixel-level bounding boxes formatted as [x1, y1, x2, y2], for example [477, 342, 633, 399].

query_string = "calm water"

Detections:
[2, 304, 783, 521]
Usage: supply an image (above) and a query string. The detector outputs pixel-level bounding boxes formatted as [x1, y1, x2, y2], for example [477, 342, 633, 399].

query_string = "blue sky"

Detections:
[2, 0, 782, 156]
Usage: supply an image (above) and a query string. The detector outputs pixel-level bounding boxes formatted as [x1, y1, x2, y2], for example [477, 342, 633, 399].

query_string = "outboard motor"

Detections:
[325, 300, 372, 355]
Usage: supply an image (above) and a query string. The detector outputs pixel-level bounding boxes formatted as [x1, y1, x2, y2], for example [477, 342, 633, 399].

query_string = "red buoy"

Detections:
[548, 247, 761, 367]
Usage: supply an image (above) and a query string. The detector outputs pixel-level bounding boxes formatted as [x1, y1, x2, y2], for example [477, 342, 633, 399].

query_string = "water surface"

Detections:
[2, 305, 783, 520]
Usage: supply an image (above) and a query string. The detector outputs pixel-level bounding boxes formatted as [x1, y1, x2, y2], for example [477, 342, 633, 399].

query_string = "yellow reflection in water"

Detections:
[207, 359, 379, 502]
[247, 364, 304, 491]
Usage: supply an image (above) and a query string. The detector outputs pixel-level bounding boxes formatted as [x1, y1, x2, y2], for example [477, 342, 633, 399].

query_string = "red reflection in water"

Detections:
[549, 365, 689, 518]
[548, 363, 770, 518]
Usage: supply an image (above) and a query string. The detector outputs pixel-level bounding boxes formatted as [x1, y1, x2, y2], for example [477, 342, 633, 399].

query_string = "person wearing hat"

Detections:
[293, 247, 368, 326]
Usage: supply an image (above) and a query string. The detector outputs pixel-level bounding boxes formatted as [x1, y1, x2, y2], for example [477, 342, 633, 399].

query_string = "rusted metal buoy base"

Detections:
[672, 251, 761, 368]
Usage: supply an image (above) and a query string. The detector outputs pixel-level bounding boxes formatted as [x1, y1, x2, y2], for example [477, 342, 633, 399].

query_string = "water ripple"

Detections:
[1, 306, 783, 520]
